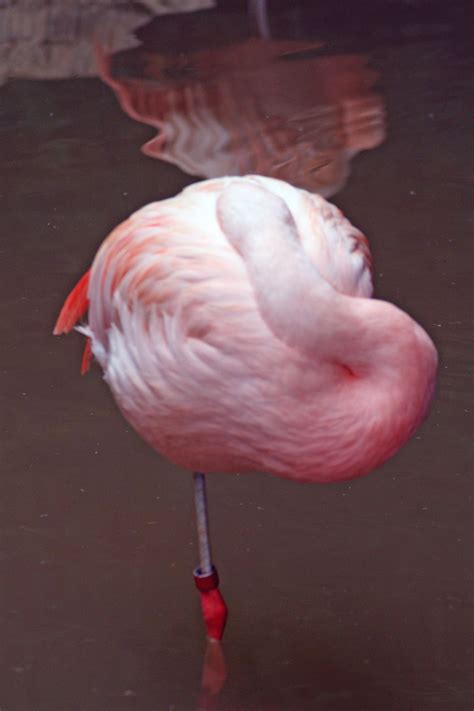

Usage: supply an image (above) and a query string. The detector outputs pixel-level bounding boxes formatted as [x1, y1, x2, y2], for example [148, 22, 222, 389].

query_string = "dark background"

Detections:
[1, 1, 472, 709]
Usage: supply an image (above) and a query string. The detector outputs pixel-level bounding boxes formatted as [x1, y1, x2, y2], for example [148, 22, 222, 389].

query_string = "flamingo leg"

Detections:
[194, 472, 213, 575]
[193, 472, 228, 640]
[248, 0, 271, 39]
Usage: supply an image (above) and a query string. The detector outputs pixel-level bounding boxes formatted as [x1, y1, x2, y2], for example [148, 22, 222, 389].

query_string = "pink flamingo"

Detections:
[54, 175, 437, 640]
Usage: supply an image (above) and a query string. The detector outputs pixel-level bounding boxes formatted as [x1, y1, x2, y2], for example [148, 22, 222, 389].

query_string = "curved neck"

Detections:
[216, 182, 365, 362]
[217, 182, 437, 478]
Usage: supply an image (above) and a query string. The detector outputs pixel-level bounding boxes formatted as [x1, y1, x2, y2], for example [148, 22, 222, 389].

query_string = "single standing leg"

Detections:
[248, 0, 271, 39]
[194, 472, 213, 575]
[193, 472, 228, 640]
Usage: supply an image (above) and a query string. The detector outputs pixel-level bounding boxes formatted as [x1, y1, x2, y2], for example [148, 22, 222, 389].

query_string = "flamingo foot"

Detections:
[194, 566, 228, 640]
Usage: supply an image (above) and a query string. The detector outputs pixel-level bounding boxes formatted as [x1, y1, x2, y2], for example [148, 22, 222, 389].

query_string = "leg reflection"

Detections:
[196, 639, 228, 711]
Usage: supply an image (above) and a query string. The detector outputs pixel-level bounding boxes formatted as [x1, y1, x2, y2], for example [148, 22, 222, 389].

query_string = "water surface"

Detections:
[1, 2, 472, 710]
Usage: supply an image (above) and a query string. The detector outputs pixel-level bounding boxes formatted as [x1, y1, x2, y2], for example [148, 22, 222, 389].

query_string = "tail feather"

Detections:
[80, 337, 93, 375]
[54, 270, 92, 375]
[53, 270, 90, 335]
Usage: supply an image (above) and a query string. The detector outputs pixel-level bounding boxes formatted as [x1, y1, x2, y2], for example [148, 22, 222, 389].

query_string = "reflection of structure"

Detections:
[0, 0, 215, 84]
[99, 38, 385, 197]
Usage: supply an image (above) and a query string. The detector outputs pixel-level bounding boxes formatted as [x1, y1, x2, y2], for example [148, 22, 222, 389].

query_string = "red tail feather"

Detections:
[80, 338, 93, 375]
[54, 271, 92, 374]
[53, 270, 90, 335]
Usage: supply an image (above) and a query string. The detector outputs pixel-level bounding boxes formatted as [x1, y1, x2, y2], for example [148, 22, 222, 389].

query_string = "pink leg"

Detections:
[193, 472, 228, 640]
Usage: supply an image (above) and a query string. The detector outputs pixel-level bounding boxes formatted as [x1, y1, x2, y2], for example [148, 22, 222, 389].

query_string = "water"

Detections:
[1, 2, 472, 709]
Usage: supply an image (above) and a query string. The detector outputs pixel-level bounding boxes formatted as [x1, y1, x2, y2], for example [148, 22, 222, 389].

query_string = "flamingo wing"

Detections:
[187, 175, 374, 299]
[303, 194, 374, 298]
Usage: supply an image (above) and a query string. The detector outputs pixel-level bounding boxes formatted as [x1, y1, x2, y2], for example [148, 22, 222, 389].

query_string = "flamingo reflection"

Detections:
[98, 38, 385, 197]
[196, 639, 227, 711]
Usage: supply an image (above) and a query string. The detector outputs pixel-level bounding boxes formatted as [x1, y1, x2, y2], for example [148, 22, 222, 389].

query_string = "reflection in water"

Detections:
[1, 0, 386, 197]
[197, 640, 227, 711]
[0, 0, 215, 83]
[99, 38, 385, 197]
[2, 1, 471, 709]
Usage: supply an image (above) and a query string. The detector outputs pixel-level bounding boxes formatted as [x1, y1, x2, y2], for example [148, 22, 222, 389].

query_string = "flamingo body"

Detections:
[55, 176, 437, 483]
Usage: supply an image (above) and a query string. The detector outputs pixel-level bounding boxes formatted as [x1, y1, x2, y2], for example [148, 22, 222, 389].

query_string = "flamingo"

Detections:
[54, 175, 437, 641]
